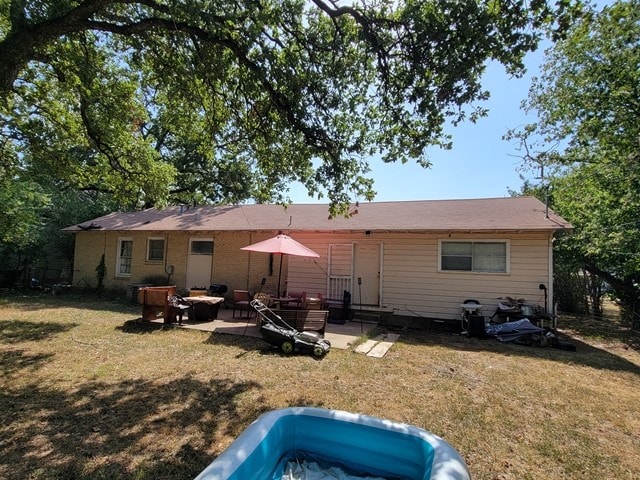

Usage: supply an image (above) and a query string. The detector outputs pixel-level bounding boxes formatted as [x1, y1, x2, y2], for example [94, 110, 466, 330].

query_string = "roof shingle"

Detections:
[64, 197, 572, 233]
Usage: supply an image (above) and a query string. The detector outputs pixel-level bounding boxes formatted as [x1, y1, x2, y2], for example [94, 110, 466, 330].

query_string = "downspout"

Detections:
[103, 231, 107, 287]
[164, 235, 173, 286]
[378, 242, 384, 308]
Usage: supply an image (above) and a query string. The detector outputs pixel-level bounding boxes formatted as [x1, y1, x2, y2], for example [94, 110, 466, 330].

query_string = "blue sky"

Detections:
[288, 46, 548, 204]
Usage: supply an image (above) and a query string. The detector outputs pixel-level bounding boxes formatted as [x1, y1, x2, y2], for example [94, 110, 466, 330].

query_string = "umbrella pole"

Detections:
[277, 255, 283, 297]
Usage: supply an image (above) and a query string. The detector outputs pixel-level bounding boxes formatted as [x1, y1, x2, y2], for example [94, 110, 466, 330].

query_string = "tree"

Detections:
[0, 162, 118, 286]
[508, 0, 640, 328]
[1, 0, 580, 216]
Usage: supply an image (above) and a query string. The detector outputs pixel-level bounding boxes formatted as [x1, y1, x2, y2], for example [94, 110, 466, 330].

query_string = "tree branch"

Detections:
[583, 261, 638, 298]
[79, 95, 131, 175]
[1, 0, 178, 93]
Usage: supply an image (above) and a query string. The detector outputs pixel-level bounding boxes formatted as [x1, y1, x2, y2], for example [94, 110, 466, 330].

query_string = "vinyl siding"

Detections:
[73, 229, 553, 320]
[286, 232, 552, 321]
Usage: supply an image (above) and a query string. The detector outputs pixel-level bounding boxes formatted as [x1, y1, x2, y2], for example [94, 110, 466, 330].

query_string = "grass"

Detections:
[1, 292, 639, 480]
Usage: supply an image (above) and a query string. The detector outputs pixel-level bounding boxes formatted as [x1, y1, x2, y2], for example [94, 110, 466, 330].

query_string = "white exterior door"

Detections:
[353, 243, 382, 306]
[186, 239, 213, 290]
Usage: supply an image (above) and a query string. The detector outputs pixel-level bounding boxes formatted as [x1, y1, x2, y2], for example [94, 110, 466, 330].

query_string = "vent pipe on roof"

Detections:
[543, 183, 550, 219]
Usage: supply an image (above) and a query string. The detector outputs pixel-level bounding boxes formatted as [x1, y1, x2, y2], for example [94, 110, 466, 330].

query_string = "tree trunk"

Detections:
[0, 32, 34, 94]
[584, 262, 640, 330]
[1, 0, 114, 94]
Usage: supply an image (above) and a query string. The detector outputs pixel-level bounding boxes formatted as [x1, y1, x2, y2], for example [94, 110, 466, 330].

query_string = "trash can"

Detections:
[467, 315, 486, 339]
[327, 291, 351, 324]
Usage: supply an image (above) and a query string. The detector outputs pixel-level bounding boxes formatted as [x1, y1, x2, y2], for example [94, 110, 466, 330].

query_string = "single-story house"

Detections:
[63, 196, 571, 325]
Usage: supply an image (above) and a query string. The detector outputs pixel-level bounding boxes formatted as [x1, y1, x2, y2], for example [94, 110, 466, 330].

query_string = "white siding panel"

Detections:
[287, 236, 330, 298]
[285, 231, 553, 320]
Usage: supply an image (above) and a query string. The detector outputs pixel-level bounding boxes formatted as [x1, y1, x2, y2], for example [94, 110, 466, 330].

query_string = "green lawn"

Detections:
[1, 292, 639, 480]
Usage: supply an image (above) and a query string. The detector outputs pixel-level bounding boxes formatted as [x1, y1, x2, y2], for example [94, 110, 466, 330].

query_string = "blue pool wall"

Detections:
[194, 407, 470, 480]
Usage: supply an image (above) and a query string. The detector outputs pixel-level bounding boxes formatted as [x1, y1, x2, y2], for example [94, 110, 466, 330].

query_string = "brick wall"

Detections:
[71, 230, 284, 298]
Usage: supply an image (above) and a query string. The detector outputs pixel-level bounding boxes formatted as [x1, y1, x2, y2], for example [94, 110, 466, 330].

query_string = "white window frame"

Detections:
[116, 237, 133, 277]
[438, 239, 510, 274]
[146, 237, 166, 263]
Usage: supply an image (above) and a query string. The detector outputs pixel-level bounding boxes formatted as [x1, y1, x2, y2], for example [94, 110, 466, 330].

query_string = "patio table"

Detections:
[183, 296, 225, 322]
[272, 296, 303, 309]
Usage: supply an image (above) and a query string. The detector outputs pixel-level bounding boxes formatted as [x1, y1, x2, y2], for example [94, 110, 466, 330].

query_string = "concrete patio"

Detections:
[162, 305, 376, 350]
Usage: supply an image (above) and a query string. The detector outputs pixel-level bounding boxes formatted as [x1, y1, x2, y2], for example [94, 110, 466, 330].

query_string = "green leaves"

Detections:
[0, 176, 49, 248]
[511, 1, 640, 321]
[1, 0, 578, 215]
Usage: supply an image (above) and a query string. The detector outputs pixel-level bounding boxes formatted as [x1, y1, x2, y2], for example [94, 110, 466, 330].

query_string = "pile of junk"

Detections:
[461, 296, 576, 351]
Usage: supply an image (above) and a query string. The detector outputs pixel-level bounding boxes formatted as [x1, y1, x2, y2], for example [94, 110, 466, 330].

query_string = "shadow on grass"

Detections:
[204, 329, 262, 349]
[0, 291, 139, 316]
[203, 331, 327, 361]
[0, 349, 55, 376]
[398, 329, 640, 376]
[116, 318, 170, 334]
[0, 376, 264, 480]
[115, 320, 281, 358]
[0, 319, 78, 344]
[559, 312, 639, 349]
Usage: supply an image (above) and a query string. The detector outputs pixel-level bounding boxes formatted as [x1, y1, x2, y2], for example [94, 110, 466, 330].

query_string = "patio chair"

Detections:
[168, 294, 193, 325]
[303, 295, 323, 310]
[252, 292, 273, 324]
[233, 290, 252, 318]
[302, 292, 328, 310]
[253, 292, 273, 308]
[286, 291, 306, 309]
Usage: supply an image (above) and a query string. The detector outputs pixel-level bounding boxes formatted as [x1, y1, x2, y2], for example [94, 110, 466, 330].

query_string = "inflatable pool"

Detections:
[194, 407, 470, 480]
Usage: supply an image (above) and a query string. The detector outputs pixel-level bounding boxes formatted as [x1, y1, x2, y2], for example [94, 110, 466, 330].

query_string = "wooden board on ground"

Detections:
[367, 333, 400, 358]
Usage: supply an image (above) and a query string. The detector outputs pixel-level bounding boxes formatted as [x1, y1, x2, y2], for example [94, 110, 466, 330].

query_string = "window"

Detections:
[116, 238, 133, 276]
[147, 237, 165, 262]
[440, 241, 508, 273]
[190, 240, 213, 255]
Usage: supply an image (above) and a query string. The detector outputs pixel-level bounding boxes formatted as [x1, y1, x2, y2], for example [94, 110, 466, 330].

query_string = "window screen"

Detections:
[441, 241, 507, 273]
[147, 238, 165, 261]
[117, 239, 133, 275]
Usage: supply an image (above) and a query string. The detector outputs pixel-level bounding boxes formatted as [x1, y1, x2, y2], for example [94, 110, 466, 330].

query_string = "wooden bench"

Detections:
[267, 309, 329, 336]
[137, 286, 178, 323]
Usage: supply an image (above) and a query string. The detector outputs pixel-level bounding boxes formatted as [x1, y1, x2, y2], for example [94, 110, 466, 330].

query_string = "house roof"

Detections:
[63, 196, 572, 233]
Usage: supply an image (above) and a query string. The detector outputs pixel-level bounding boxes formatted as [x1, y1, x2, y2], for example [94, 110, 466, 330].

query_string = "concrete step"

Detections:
[351, 312, 381, 324]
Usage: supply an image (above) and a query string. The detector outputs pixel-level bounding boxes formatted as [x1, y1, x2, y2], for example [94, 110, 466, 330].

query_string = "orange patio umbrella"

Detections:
[241, 233, 320, 297]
